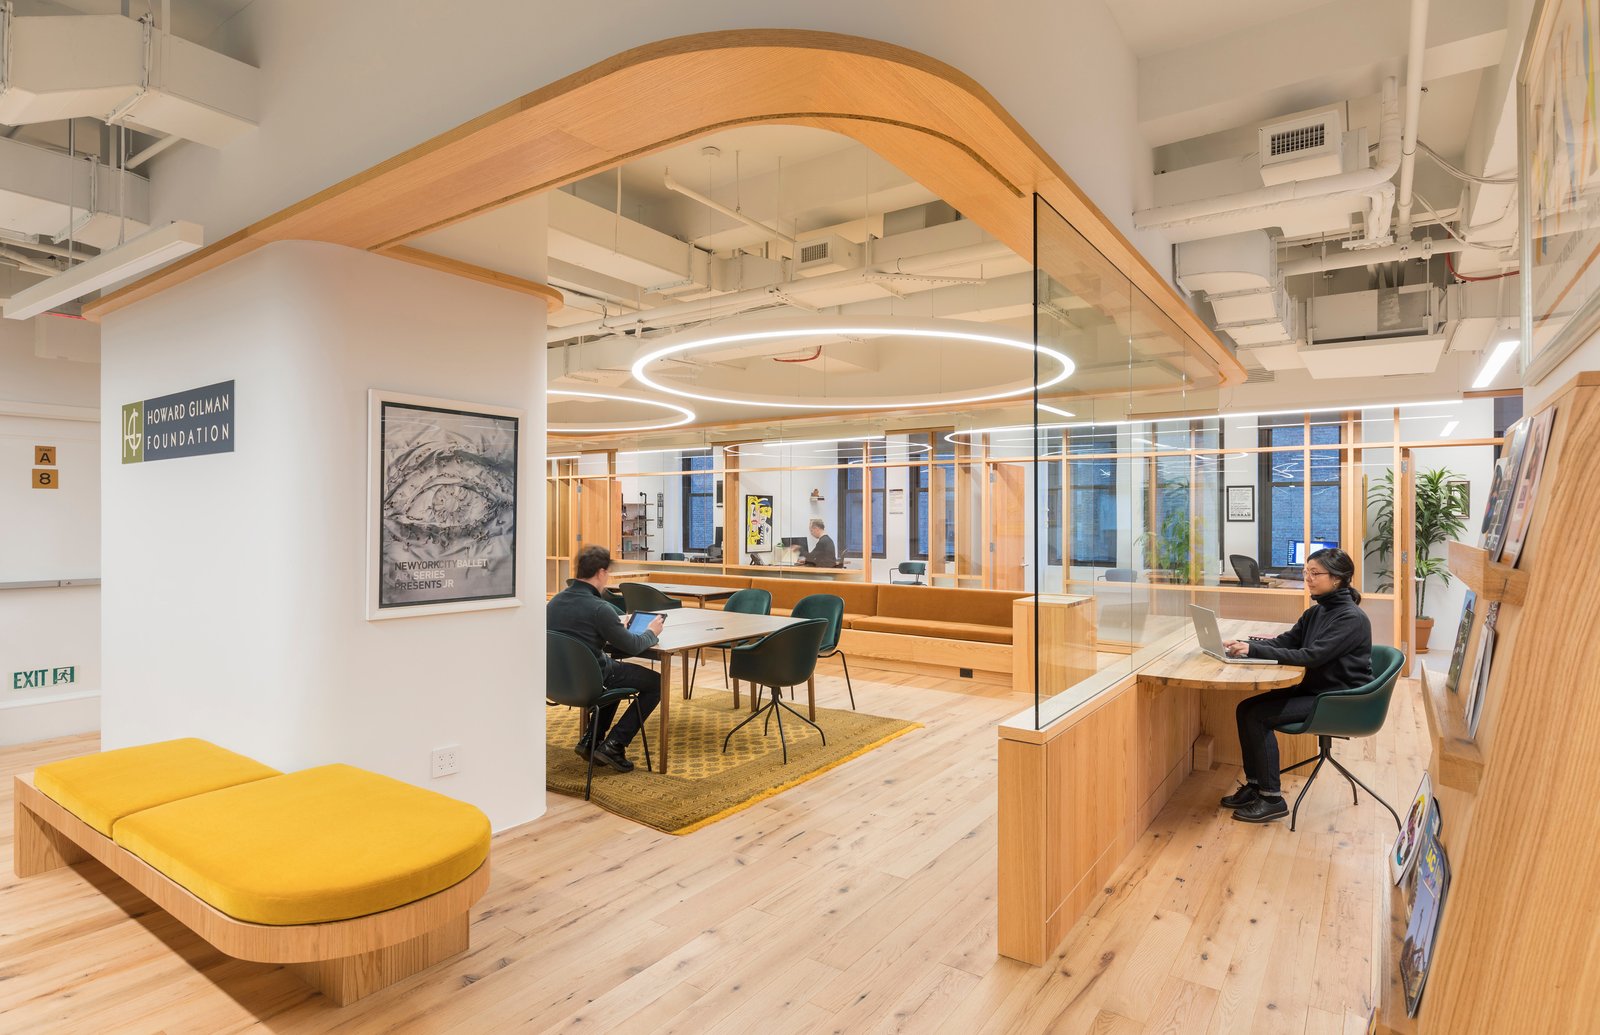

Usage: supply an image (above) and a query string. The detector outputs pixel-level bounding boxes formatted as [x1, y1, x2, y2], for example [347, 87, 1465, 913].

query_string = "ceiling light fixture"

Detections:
[1037, 403, 1077, 418]
[1472, 338, 1520, 389]
[631, 316, 1074, 411]
[547, 389, 695, 434]
[3, 221, 204, 321]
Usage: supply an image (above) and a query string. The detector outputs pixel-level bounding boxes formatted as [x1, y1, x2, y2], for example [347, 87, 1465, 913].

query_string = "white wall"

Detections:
[1412, 401, 1496, 629]
[99, 241, 547, 831]
[153, 0, 1164, 277]
[0, 318, 102, 744]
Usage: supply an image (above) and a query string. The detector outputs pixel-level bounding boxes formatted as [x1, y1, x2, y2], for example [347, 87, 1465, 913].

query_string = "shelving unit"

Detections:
[620, 500, 652, 560]
[1375, 372, 1599, 1034]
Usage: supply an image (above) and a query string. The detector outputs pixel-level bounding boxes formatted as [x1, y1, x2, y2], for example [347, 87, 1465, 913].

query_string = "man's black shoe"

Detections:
[574, 737, 594, 761]
[590, 740, 634, 773]
[1233, 795, 1288, 823]
[1220, 784, 1260, 809]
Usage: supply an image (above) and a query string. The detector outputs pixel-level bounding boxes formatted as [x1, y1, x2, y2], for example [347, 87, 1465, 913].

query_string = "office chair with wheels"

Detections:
[724, 619, 829, 764]
[545, 631, 652, 800]
[1230, 554, 1263, 587]
[691, 588, 772, 698]
[1274, 644, 1405, 832]
[792, 593, 854, 709]
[620, 581, 683, 613]
[891, 561, 926, 585]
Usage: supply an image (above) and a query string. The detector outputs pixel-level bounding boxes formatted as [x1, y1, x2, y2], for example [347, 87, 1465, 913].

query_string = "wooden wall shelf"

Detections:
[1418, 667, 1484, 795]
[1445, 542, 1528, 605]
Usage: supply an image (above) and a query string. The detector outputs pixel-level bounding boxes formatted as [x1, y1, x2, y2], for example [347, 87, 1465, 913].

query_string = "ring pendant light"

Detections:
[547, 389, 695, 434]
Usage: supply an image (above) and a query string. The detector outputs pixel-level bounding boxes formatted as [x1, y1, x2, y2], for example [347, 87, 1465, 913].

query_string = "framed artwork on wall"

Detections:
[366, 389, 523, 620]
[1226, 485, 1255, 522]
[1520, 0, 1600, 382]
[745, 493, 773, 550]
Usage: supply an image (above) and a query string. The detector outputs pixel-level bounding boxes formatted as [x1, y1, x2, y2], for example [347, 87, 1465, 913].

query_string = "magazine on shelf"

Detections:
[1498, 405, 1556, 568]
[1443, 591, 1477, 695]
[1465, 601, 1501, 739]
[1400, 814, 1451, 1017]
[1480, 417, 1531, 556]
[1391, 771, 1435, 887]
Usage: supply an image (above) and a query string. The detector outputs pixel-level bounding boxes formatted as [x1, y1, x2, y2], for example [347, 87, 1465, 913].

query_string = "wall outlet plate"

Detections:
[430, 745, 460, 778]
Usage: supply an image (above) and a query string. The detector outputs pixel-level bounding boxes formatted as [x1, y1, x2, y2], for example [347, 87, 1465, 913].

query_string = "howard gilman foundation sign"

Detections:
[121, 381, 234, 464]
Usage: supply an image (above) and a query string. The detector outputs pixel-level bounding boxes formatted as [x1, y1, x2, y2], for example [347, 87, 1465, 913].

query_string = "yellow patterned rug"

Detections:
[546, 690, 920, 834]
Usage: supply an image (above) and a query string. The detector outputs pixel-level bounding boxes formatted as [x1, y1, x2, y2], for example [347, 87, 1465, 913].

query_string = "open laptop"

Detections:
[1189, 605, 1278, 665]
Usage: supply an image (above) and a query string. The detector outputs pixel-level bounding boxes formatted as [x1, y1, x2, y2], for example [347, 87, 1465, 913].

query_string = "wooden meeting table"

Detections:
[639, 582, 738, 607]
[641, 608, 814, 774]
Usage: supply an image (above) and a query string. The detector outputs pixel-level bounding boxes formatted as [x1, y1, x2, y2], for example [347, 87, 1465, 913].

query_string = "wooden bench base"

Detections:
[837, 628, 1012, 685]
[13, 773, 489, 1006]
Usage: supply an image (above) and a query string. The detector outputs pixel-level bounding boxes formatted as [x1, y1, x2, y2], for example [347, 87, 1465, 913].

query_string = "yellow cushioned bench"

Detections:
[14, 739, 492, 1006]
[33, 737, 280, 836]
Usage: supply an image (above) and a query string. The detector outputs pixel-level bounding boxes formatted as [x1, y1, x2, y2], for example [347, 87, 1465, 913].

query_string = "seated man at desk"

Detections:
[1219, 547, 1373, 823]
[547, 545, 664, 773]
[802, 518, 838, 567]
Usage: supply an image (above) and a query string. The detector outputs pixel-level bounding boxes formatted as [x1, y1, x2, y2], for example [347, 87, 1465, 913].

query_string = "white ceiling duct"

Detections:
[0, 9, 257, 149]
[0, 134, 149, 250]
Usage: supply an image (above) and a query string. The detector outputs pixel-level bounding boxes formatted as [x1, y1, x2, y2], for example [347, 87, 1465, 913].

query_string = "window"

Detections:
[837, 446, 885, 559]
[1258, 420, 1341, 567]
[1045, 458, 1063, 565]
[681, 453, 715, 551]
[909, 462, 955, 561]
[1068, 430, 1118, 566]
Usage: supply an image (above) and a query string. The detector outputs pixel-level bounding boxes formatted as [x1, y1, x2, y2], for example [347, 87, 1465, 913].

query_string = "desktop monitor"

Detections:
[1289, 539, 1339, 565]
[781, 536, 808, 549]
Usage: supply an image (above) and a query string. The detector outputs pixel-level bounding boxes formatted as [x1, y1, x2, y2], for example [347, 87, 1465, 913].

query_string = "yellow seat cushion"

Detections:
[34, 738, 281, 837]
[113, 764, 491, 926]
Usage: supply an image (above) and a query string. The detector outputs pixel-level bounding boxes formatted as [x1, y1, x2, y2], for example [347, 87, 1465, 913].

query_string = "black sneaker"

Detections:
[590, 740, 635, 773]
[1233, 795, 1288, 823]
[1220, 784, 1260, 810]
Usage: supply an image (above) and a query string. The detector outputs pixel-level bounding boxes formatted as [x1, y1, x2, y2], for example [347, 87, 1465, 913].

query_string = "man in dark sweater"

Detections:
[547, 546, 663, 773]
[803, 518, 838, 568]
[1220, 548, 1372, 823]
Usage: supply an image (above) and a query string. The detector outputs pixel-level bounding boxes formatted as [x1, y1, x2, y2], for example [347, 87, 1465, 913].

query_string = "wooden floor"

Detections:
[0, 662, 1425, 1034]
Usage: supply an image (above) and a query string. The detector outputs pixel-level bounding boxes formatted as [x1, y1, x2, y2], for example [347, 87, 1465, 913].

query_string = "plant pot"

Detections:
[1415, 617, 1434, 654]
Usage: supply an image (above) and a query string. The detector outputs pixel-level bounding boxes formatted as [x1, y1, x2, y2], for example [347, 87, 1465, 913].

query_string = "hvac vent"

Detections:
[1258, 108, 1345, 186]
[1269, 123, 1325, 157]
[794, 234, 862, 276]
[1244, 367, 1278, 384]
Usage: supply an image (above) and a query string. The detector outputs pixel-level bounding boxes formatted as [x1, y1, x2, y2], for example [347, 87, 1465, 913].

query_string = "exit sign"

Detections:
[12, 667, 75, 690]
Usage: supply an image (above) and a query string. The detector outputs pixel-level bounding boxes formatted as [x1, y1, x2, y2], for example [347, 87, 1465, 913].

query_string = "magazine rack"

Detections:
[1377, 373, 1600, 1034]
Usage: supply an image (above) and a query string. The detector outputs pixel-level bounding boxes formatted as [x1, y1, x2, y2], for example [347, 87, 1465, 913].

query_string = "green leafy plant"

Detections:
[1364, 467, 1470, 618]
[1137, 507, 1202, 584]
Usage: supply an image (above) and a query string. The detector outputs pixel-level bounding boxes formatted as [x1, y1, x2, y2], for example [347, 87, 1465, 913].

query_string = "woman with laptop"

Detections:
[1220, 547, 1373, 823]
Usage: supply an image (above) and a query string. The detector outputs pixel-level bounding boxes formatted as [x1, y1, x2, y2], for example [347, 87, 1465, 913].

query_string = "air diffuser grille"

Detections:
[1269, 124, 1326, 157]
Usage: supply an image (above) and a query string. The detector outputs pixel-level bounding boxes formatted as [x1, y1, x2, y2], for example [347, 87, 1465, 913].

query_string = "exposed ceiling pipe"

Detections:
[1279, 237, 1466, 276]
[1395, 0, 1430, 238]
[1134, 77, 1401, 240]
[663, 172, 797, 246]
[550, 240, 1013, 342]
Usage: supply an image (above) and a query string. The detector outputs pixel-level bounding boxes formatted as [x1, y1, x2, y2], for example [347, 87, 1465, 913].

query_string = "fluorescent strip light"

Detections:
[3, 221, 204, 321]
[1440, 421, 1459, 438]
[1038, 403, 1076, 418]
[1472, 338, 1519, 389]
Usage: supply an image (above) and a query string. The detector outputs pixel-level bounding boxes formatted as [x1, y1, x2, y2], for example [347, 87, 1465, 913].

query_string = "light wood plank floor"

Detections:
[0, 662, 1425, 1034]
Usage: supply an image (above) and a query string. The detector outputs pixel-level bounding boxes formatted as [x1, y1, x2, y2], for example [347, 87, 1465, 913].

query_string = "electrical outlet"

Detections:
[430, 745, 460, 778]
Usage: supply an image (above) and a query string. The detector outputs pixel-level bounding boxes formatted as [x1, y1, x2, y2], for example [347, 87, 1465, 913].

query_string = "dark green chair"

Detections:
[601, 588, 626, 614]
[793, 593, 855, 710]
[724, 619, 828, 764]
[692, 588, 772, 697]
[620, 581, 683, 613]
[1274, 644, 1405, 832]
[545, 631, 652, 800]
[891, 561, 926, 585]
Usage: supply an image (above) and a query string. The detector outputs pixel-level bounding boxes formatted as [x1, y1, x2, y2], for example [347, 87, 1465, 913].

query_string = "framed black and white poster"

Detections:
[1226, 485, 1255, 522]
[367, 390, 523, 620]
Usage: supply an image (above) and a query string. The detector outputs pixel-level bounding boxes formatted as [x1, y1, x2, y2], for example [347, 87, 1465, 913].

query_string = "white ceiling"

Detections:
[1106, 0, 1343, 58]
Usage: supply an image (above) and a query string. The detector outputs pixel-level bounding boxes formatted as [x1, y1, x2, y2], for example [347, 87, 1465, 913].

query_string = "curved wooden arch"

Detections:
[82, 29, 1239, 384]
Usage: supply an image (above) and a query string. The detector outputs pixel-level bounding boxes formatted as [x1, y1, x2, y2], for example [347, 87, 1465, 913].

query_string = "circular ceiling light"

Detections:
[547, 389, 695, 435]
[631, 316, 1074, 411]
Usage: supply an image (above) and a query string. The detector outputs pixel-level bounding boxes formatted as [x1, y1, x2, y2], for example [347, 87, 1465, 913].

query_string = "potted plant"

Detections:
[1364, 467, 1471, 653]
[1137, 508, 1202, 585]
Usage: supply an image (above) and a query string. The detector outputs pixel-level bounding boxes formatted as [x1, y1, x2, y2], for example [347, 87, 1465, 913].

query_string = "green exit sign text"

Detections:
[12, 667, 76, 690]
